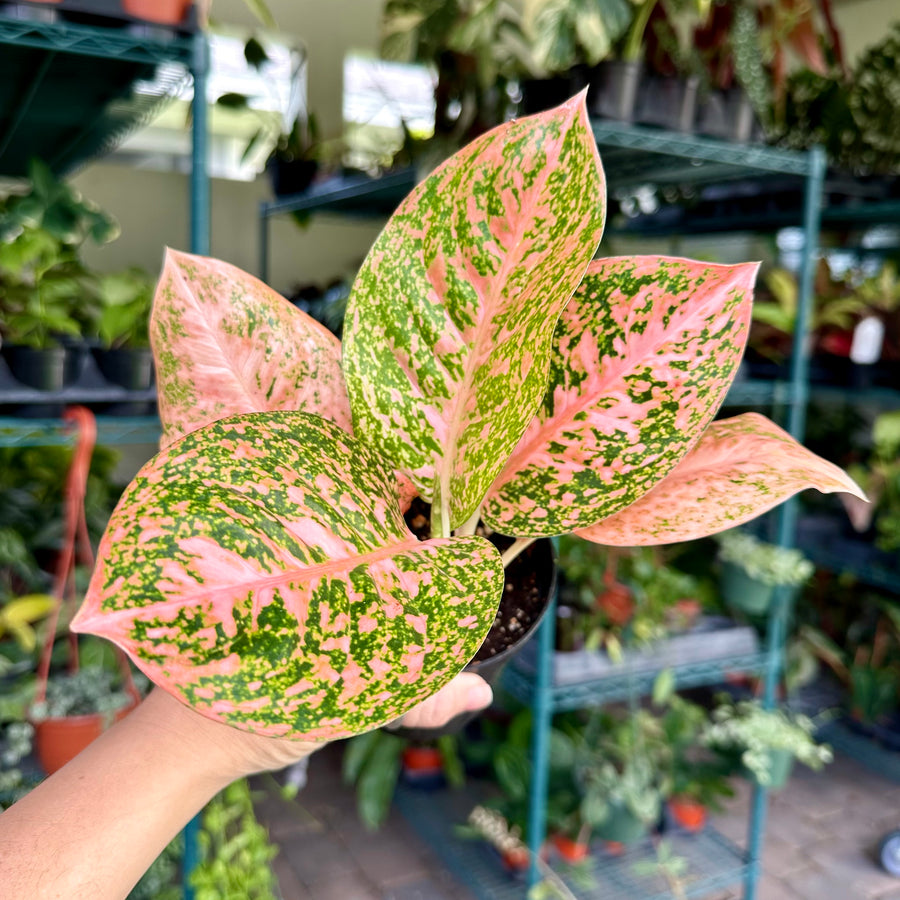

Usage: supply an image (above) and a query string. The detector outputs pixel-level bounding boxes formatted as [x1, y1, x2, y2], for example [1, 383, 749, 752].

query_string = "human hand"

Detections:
[146, 671, 493, 782]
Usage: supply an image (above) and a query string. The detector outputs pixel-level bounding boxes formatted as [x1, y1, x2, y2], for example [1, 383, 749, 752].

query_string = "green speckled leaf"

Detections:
[578, 413, 867, 546]
[342, 94, 606, 535]
[483, 256, 758, 537]
[152, 249, 351, 449]
[71, 411, 502, 740]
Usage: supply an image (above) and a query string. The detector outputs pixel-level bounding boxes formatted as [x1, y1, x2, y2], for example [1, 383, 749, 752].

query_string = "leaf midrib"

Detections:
[85, 537, 423, 628]
[499, 279, 749, 478]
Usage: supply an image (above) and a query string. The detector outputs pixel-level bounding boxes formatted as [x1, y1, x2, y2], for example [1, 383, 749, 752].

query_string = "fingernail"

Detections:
[467, 682, 493, 710]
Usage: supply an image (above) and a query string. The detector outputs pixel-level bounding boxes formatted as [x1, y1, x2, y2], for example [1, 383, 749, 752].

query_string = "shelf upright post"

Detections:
[189, 31, 210, 256]
[526, 591, 557, 889]
[745, 143, 826, 900]
[259, 201, 271, 284]
[182, 31, 211, 899]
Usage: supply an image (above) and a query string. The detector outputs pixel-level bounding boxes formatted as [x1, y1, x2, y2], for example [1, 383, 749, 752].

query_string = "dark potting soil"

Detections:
[403, 498, 553, 662]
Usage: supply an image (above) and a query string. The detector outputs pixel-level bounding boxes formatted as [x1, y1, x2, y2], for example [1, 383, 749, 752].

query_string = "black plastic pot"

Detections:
[636, 75, 699, 133]
[266, 157, 318, 198]
[519, 68, 588, 116]
[394, 537, 556, 741]
[2, 344, 70, 391]
[587, 60, 642, 122]
[695, 87, 757, 143]
[93, 346, 154, 390]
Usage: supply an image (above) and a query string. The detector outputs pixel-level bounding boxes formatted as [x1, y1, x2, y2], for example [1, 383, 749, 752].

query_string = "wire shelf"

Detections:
[0, 416, 160, 447]
[0, 13, 193, 177]
[395, 782, 750, 900]
[503, 652, 769, 712]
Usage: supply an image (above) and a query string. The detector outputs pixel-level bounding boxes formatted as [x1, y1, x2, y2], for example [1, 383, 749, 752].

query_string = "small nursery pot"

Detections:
[667, 796, 707, 833]
[719, 562, 798, 617]
[587, 61, 642, 122]
[2, 345, 71, 391]
[550, 832, 590, 863]
[31, 701, 138, 775]
[636, 75, 699, 133]
[93, 346, 154, 391]
[594, 802, 648, 845]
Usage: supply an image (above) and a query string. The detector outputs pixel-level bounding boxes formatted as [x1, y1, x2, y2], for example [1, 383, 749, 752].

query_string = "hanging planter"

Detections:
[31, 700, 138, 775]
[26, 407, 143, 775]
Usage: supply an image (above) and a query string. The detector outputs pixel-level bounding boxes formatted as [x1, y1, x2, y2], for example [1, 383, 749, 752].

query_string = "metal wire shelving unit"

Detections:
[0, 7, 209, 449]
[254, 119, 828, 900]
[0, 8, 210, 894]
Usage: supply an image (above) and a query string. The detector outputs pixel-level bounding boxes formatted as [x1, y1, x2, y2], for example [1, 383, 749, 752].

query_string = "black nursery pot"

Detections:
[266, 157, 318, 198]
[519, 67, 588, 116]
[587, 60, 642, 122]
[394, 536, 556, 741]
[2, 344, 70, 391]
[636, 75, 699, 133]
[93, 346, 154, 391]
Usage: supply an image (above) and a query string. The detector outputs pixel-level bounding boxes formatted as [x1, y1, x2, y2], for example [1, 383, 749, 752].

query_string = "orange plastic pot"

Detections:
[32, 701, 137, 774]
[550, 833, 590, 863]
[668, 796, 707, 833]
[401, 745, 443, 772]
[122, 0, 190, 24]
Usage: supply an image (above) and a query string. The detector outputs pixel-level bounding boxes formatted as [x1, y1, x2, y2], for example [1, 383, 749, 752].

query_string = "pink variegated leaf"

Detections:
[151, 249, 351, 449]
[342, 94, 606, 535]
[71, 411, 502, 740]
[483, 256, 758, 537]
[578, 412, 867, 546]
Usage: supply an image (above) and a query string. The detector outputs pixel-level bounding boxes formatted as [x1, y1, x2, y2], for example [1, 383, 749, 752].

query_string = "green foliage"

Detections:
[703, 698, 832, 786]
[0, 159, 118, 348]
[189, 779, 279, 900]
[522, 0, 632, 73]
[92, 268, 155, 349]
[342, 730, 406, 830]
[716, 530, 814, 587]
[28, 666, 136, 720]
[127, 837, 183, 900]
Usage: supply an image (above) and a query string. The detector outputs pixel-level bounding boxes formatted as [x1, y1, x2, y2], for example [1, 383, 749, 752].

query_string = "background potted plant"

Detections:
[89, 267, 156, 391]
[716, 529, 815, 617]
[703, 696, 832, 789]
[70, 97, 862, 755]
[0, 159, 118, 391]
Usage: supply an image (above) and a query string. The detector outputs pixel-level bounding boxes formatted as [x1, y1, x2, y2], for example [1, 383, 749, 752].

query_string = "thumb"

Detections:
[394, 672, 493, 730]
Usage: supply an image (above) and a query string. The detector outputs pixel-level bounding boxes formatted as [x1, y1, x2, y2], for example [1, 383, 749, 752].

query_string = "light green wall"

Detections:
[72, 0, 898, 292]
[72, 164, 383, 295]
[73, 0, 384, 292]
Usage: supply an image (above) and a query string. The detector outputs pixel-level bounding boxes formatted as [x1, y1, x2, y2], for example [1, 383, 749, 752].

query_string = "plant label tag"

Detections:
[850, 316, 884, 365]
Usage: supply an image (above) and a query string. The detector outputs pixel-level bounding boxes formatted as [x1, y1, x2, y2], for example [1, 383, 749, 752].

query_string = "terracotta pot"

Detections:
[668, 796, 707, 833]
[401, 745, 443, 772]
[32, 701, 137, 774]
[122, 0, 190, 25]
[550, 832, 590, 863]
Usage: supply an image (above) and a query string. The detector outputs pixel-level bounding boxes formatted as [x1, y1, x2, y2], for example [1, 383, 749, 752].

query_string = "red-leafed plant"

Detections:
[72, 94, 863, 741]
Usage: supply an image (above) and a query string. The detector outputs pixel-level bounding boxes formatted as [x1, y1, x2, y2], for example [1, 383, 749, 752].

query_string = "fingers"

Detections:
[395, 672, 493, 730]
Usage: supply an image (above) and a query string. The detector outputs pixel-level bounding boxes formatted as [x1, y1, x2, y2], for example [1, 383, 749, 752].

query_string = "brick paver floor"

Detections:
[255, 743, 900, 899]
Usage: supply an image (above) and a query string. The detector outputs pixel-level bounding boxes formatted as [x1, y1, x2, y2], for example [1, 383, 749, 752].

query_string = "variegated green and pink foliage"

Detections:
[74, 94, 864, 738]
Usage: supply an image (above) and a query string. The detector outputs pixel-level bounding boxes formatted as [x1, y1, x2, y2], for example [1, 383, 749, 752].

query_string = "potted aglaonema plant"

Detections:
[70, 95, 863, 749]
[90, 267, 156, 391]
[716, 529, 815, 617]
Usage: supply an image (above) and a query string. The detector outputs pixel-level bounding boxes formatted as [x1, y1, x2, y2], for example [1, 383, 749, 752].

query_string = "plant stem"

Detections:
[501, 537, 535, 568]
[455, 506, 482, 537]
[623, 0, 658, 62]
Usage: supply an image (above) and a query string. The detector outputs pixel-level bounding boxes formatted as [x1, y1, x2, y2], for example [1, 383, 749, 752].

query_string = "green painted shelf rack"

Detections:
[258, 119, 835, 900]
[0, 8, 210, 895]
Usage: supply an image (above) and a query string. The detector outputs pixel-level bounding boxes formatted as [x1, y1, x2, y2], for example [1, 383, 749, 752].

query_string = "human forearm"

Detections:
[0, 689, 316, 900]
